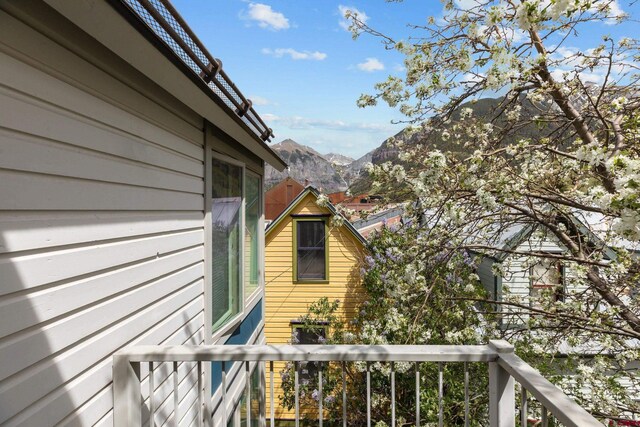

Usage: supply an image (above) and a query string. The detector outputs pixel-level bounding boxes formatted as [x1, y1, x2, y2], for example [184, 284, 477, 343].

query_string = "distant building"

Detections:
[337, 194, 383, 216]
[327, 191, 348, 204]
[352, 206, 405, 239]
[265, 177, 305, 220]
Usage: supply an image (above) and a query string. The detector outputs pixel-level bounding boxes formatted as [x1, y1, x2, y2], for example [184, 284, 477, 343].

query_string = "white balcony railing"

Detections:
[113, 340, 602, 427]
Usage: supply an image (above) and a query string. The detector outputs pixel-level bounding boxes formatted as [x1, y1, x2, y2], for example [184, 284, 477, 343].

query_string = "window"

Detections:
[530, 258, 564, 309]
[244, 171, 261, 299]
[294, 218, 328, 281]
[212, 157, 243, 331]
[292, 323, 327, 383]
[211, 156, 264, 334]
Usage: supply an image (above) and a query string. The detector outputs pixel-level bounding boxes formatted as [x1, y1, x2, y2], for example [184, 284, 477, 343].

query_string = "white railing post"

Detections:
[489, 340, 515, 427]
[113, 353, 142, 427]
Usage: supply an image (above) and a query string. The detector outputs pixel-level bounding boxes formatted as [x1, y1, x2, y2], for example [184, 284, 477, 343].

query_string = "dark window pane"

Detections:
[294, 327, 326, 344]
[296, 221, 326, 280]
[298, 221, 325, 249]
[293, 326, 326, 382]
[297, 249, 326, 279]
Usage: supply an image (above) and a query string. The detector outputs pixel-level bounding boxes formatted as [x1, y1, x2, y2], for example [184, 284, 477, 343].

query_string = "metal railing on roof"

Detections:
[121, 0, 274, 142]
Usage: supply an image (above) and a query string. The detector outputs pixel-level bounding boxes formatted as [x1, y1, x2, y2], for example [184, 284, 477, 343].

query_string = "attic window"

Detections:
[530, 258, 565, 307]
[294, 218, 328, 281]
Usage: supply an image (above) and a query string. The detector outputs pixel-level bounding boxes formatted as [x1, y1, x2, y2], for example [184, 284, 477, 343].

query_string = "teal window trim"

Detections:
[292, 216, 330, 283]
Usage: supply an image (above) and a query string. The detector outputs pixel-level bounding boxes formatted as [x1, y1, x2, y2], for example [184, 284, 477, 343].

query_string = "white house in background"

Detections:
[0, 1, 285, 426]
[473, 215, 630, 327]
[473, 216, 640, 416]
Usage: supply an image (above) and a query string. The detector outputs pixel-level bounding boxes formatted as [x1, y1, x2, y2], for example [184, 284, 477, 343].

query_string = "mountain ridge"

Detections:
[264, 139, 348, 192]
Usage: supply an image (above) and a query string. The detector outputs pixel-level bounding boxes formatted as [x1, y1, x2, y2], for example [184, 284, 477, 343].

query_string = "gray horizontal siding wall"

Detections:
[476, 257, 496, 299]
[0, 3, 206, 426]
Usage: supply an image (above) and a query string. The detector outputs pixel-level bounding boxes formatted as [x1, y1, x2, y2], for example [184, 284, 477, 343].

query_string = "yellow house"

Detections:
[264, 186, 368, 423]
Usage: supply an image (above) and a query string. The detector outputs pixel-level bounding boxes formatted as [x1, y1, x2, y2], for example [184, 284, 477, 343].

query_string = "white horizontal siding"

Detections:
[0, 84, 203, 176]
[0, 3, 207, 426]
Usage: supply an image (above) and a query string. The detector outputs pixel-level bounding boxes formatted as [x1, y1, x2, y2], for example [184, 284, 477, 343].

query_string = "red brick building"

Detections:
[265, 177, 305, 220]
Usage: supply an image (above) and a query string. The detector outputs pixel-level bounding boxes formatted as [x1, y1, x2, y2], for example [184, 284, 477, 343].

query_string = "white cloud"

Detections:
[250, 96, 272, 106]
[357, 57, 385, 72]
[393, 64, 406, 73]
[547, 44, 635, 85]
[461, 72, 485, 88]
[244, 3, 289, 30]
[263, 115, 394, 133]
[261, 48, 327, 61]
[502, 26, 527, 43]
[338, 5, 369, 31]
[454, 0, 480, 11]
[590, 0, 626, 24]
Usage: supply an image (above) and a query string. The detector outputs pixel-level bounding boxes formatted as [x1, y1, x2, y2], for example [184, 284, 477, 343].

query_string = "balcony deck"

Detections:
[113, 340, 602, 427]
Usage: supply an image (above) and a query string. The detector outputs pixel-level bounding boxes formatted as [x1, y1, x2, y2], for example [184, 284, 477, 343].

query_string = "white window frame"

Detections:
[207, 150, 265, 343]
[212, 150, 246, 341]
[244, 169, 264, 306]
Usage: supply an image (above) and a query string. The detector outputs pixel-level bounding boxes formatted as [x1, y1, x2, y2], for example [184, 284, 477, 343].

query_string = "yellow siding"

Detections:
[264, 193, 367, 420]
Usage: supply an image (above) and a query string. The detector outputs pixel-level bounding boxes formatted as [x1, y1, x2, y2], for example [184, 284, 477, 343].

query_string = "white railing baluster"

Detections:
[366, 362, 371, 427]
[197, 361, 203, 427]
[294, 361, 300, 427]
[260, 362, 266, 427]
[149, 362, 155, 427]
[438, 362, 443, 427]
[391, 362, 396, 427]
[464, 362, 469, 427]
[521, 388, 528, 427]
[415, 363, 420, 427]
[222, 361, 227, 427]
[173, 361, 179, 427]
[342, 361, 347, 427]
[318, 362, 323, 427]
[246, 361, 251, 427]
[270, 361, 274, 427]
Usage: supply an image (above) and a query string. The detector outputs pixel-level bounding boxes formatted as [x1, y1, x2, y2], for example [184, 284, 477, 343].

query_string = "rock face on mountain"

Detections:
[324, 153, 354, 166]
[333, 150, 373, 189]
[264, 139, 348, 192]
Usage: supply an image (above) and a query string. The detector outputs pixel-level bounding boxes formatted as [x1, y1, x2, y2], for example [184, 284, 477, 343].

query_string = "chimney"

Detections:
[304, 179, 310, 187]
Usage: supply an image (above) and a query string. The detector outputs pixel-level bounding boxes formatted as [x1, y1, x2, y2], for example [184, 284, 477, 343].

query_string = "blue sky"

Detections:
[171, 0, 637, 159]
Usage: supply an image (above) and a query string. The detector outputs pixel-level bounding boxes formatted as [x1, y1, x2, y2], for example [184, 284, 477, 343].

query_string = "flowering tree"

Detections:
[279, 236, 494, 426]
[342, 0, 640, 420]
